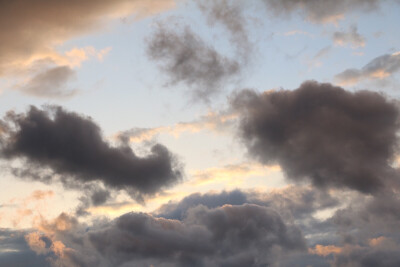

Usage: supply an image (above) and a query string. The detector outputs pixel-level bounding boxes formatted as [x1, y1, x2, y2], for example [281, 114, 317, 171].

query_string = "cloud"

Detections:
[3, 196, 308, 267]
[147, 0, 256, 103]
[155, 190, 249, 220]
[155, 186, 339, 225]
[332, 242, 400, 267]
[309, 244, 342, 256]
[24, 232, 48, 255]
[116, 110, 237, 143]
[335, 52, 400, 85]
[0, 106, 182, 198]
[333, 26, 366, 48]
[196, 0, 252, 59]
[0, 0, 174, 77]
[231, 81, 400, 193]
[147, 25, 240, 102]
[261, 0, 386, 23]
[0, 0, 171, 98]
[9, 187, 397, 267]
[89, 204, 306, 266]
[14, 66, 78, 98]
[284, 30, 314, 37]
[0, 229, 49, 267]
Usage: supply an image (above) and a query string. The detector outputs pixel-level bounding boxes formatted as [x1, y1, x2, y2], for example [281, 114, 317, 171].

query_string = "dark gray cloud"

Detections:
[1, 105, 182, 197]
[147, 25, 240, 102]
[335, 52, 400, 85]
[333, 25, 366, 48]
[262, 0, 385, 23]
[15, 66, 78, 98]
[231, 81, 400, 193]
[89, 204, 306, 266]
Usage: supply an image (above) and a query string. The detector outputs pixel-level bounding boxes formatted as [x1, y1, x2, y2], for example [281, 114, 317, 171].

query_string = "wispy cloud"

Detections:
[335, 51, 400, 85]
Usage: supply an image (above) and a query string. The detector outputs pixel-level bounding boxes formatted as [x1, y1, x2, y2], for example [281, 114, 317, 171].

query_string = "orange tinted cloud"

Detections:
[309, 244, 342, 256]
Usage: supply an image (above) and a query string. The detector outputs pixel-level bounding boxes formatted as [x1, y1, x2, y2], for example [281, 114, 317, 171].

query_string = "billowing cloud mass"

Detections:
[333, 25, 366, 48]
[147, 25, 240, 102]
[231, 81, 400, 193]
[90, 204, 305, 267]
[14, 66, 78, 98]
[335, 52, 400, 85]
[262, 0, 387, 23]
[17, 202, 305, 267]
[5, 188, 400, 267]
[0, 106, 182, 197]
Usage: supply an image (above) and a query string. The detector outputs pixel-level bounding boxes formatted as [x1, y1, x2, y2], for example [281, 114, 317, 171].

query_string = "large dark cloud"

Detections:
[231, 81, 400, 193]
[0, 106, 182, 197]
[262, 0, 388, 23]
[147, 25, 240, 102]
[89, 204, 306, 267]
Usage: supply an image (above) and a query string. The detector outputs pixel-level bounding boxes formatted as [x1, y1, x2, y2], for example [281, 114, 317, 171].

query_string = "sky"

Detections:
[1, 0, 400, 266]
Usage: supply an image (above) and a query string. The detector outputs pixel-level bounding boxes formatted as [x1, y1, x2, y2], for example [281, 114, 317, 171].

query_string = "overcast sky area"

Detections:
[1, 0, 400, 266]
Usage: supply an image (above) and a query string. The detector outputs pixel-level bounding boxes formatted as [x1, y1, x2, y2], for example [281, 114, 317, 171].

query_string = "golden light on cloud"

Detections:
[25, 232, 47, 255]
[369, 69, 390, 79]
[369, 236, 388, 247]
[309, 244, 342, 256]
